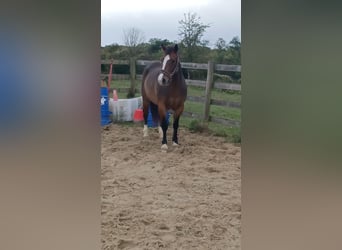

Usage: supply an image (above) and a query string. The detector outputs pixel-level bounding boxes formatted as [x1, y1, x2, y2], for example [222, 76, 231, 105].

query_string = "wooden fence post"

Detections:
[203, 60, 214, 123]
[129, 57, 136, 97]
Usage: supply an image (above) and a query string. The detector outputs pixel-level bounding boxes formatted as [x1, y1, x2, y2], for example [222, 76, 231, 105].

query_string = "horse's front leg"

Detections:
[160, 118, 168, 150]
[172, 116, 180, 146]
[158, 105, 168, 150]
[158, 125, 163, 138]
[142, 100, 150, 137]
[172, 105, 184, 146]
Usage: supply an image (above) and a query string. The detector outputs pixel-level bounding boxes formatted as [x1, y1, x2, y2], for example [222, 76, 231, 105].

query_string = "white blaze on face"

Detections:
[161, 54, 170, 70]
[158, 54, 170, 85]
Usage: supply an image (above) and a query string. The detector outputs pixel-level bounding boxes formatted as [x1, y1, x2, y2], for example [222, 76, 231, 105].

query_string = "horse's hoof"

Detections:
[172, 142, 179, 146]
[161, 144, 168, 150]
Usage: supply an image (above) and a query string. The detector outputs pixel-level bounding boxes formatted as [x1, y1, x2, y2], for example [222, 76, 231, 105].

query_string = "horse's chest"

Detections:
[165, 97, 180, 109]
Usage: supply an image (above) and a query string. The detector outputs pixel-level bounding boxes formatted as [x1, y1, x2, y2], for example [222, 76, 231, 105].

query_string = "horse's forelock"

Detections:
[163, 45, 178, 55]
[165, 47, 172, 54]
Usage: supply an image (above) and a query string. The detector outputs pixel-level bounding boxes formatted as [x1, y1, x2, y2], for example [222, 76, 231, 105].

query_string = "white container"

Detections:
[109, 96, 142, 122]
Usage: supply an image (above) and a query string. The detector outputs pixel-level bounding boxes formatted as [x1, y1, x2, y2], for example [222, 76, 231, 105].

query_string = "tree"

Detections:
[148, 38, 172, 55]
[229, 36, 241, 50]
[225, 36, 241, 81]
[228, 36, 241, 63]
[178, 12, 210, 61]
[123, 27, 145, 97]
[214, 38, 228, 63]
[214, 36, 241, 65]
[123, 27, 145, 57]
[215, 38, 228, 50]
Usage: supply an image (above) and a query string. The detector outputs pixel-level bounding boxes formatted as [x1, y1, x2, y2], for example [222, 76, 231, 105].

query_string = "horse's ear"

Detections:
[174, 44, 178, 53]
[161, 44, 166, 52]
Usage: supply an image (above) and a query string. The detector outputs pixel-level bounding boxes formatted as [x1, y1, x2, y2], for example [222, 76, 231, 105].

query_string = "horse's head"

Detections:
[158, 44, 179, 86]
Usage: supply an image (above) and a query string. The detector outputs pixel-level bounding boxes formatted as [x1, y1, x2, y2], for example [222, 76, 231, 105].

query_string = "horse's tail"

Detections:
[149, 102, 159, 123]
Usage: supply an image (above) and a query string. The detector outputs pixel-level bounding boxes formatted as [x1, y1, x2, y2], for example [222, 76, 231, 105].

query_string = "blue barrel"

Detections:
[147, 106, 171, 128]
[100, 87, 112, 126]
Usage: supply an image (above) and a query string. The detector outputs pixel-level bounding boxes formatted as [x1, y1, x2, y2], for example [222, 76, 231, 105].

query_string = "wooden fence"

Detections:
[101, 59, 241, 127]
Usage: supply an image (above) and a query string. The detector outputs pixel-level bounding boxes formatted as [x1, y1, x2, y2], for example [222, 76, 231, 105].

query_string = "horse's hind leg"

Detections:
[142, 99, 149, 137]
[172, 105, 184, 146]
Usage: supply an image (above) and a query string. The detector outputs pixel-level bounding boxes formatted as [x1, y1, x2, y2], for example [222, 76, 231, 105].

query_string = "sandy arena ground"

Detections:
[101, 123, 241, 250]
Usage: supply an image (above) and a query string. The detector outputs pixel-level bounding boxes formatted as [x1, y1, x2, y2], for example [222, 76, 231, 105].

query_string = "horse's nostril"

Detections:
[162, 78, 166, 84]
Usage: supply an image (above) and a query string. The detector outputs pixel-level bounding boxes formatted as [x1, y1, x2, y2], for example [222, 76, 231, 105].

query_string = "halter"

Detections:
[160, 55, 179, 80]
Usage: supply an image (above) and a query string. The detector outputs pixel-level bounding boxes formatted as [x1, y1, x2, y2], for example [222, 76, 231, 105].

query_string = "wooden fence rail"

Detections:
[101, 59, 241, 72]
[101, 59, 241, 127]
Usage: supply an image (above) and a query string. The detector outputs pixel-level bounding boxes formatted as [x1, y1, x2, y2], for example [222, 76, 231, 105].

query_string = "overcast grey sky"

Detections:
[101, 0, 240, 47]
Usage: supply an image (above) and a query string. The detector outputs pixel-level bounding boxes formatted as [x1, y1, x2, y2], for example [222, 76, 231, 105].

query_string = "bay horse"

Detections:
[141, 44, 187, 150]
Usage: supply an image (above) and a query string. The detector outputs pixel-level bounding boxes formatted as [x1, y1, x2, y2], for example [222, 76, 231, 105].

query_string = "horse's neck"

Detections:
[175, 66, 184, 82]
[169, 72, 185, 91]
